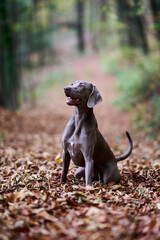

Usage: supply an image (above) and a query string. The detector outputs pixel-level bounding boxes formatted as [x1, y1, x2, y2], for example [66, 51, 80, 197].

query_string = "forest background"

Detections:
[0, 0, 160, 133]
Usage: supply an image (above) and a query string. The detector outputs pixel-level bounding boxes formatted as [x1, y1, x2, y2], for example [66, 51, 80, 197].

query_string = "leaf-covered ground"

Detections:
[0, 55, 160, 240]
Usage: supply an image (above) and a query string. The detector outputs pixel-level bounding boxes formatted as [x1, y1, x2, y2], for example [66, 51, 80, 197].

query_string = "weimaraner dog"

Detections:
[61, 81, 133, 185]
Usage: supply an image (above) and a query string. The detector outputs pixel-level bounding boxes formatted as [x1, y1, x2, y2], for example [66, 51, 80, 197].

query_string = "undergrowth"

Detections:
[102, 47, 160, 134]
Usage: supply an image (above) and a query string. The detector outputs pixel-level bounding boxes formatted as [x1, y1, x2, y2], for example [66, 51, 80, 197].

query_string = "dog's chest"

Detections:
[67, 135, 81, 156]
[67, 135, 84, 166]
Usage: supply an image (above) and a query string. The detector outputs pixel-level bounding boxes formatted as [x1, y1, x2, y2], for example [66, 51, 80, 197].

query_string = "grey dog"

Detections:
[61, 81, 133, 185]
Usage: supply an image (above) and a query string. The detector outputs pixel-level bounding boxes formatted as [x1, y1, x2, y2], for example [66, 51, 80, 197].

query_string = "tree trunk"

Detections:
[76, 0, 85, 52]
[149, 0, 160, 41]
[99, 0, 108, 21]
[0, 0, 19, 109]
[116, 0, 149, 54]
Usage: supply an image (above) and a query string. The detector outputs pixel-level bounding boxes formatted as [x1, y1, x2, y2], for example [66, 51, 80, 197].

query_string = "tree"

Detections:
[0, 0, 55, 110]
[76, 0, 85, 52]
[99, 0, 108, 21]
[116, 0, 149, 54]
[149, 0, 160, 41]
[0, 0, 20, 109]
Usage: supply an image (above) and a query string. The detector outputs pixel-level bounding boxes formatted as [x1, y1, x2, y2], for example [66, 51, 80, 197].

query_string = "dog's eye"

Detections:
[79, 83, 84, 87]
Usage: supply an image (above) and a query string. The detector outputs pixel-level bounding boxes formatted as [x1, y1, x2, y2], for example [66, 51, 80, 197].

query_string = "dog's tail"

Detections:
[116, 131, 133, 162]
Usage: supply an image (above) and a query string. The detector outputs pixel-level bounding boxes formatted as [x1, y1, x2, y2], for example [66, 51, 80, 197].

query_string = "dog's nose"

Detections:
[64, 87, 71, 92]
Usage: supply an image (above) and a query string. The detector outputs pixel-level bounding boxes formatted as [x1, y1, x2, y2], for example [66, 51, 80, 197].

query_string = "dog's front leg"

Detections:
[84, 157, 94, 185]
[61, 150, 70, 183]
[81, 137, 95, 185]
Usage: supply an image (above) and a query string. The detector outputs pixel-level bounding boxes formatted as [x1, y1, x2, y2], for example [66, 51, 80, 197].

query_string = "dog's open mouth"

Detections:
[66, 97, 82, 105]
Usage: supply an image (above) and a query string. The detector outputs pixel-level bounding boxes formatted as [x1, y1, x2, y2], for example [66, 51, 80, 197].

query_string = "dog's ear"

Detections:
[87, 84, 103, 108]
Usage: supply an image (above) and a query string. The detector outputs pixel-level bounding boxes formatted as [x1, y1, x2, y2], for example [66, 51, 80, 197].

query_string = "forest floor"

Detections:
[0, 53, 160, 240]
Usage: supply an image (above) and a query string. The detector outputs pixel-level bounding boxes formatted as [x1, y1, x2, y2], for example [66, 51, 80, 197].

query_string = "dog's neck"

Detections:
[74, 106, 94, 135]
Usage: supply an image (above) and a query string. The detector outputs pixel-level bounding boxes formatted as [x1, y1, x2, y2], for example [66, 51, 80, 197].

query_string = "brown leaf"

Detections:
[37, 211, 58, 223]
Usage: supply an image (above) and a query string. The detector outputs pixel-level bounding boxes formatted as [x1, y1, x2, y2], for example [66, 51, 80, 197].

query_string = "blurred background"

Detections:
[0, 0, 160, 134]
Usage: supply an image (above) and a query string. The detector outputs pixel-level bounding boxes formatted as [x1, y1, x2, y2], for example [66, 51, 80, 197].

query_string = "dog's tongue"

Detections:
[66, 97, 81, 105]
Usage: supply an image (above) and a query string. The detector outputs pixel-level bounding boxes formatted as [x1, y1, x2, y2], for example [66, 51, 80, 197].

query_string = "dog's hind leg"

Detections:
[74, 167, 85, 179]
[101, 165, 121, 184]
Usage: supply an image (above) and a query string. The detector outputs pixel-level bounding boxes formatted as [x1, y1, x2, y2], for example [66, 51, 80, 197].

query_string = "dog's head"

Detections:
[64, 81, 103, 108]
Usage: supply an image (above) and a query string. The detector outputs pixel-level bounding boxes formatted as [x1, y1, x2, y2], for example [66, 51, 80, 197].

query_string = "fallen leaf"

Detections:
[55, 153, 62, 163]
[37, 211, 58, 222]
[110, 184, 121, 190]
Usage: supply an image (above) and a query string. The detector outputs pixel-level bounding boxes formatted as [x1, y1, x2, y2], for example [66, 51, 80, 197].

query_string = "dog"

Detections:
[61, 81, 133, 185]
